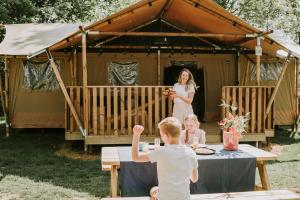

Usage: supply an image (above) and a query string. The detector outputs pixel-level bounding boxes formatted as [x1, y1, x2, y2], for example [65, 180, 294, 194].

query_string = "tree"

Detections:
[215, 0, 300, 43]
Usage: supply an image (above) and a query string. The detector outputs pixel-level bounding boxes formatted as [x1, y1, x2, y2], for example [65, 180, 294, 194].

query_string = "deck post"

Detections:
[255, 37, 263, 86]
[265, 51, 292, 118]
[81, 30, 89, 143]
[0, 57, 9, 136]
[4, 57, 10, 137]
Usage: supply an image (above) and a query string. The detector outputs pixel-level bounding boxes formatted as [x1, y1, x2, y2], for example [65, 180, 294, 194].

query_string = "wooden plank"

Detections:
[100, 87, 105, 135]
[69, 54, 74, 86]
[121, 87, 125, 134]
[245, 88, 250, 132]
[107, 87, 112, 135]
[257, 88, 262, 132]
[75, 87, 81, 129]
[161, 87, 166, 119]
[134, 87, 139, 125]
[93, 88, 98, 135]
[88, 89, 91, 131]
[157, 50, 161, 85]
[225, 87, 230, 116]
[69, 88, 74, 131]
[141, 87, 146, 127]
[221, 87, 225, 118]
[262, 88, 266, 131]
[73, 49, 77, 85]
[127, 87, 132, 135]
[238, 88, 243, 115]
[267, 88, 272, 129]
[232, 88, 236, 115]
[251, 88, 256, 133]
[114, 87, 118, 136]
[148, 87, 153, 135]
[155, 87, 159, 133]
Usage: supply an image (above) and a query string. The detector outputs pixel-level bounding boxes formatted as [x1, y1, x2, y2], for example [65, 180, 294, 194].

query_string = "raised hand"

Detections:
[133, 125, 144, 136]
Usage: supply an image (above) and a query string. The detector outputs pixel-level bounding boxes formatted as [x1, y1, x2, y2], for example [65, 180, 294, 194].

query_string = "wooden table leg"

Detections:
[111, 165, 118, 197]
[257, 160, 270, 190]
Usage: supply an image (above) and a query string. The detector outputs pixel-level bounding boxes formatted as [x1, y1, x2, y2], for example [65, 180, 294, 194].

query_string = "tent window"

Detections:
[108, 61, 138, 85]
[250, 62, 282, 81]
[22, 60, 60, 91]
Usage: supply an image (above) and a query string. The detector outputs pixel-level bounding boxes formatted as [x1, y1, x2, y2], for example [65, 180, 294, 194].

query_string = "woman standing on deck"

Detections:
[170, 68, 197, 124]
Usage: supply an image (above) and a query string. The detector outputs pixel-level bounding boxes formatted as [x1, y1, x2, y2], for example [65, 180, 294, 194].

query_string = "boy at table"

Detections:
[132, 117, 199, 200]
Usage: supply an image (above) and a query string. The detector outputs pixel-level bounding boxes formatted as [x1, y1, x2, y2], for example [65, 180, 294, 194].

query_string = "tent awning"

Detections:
[0, 23, 79, 56]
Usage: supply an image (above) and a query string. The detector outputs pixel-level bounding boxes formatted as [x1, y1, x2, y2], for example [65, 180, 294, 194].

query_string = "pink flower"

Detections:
[228, 127, 235, 133]
[228, 114, 234, 120]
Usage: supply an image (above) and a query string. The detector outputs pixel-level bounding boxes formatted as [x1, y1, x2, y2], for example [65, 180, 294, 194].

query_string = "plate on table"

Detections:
[195, 147, 216, 155]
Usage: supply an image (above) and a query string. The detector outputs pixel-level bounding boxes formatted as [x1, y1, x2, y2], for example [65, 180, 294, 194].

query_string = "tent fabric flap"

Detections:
[0, 24, 79, 56]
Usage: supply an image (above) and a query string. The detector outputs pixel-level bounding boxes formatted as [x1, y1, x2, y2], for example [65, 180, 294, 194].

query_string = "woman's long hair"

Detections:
[177, 68, 197, 91]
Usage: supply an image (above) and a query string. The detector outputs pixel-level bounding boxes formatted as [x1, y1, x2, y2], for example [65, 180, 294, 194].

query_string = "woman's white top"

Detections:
[172, 83, 195, 104]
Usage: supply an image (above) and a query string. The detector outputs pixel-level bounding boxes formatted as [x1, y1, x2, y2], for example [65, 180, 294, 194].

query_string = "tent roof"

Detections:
[0, 0, 300, 58]
[0, 23, 79, 56]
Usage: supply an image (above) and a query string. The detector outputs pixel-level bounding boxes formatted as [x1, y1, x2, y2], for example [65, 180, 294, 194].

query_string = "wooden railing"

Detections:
[65, 86, 173, 136]
[221, 86, 275, 133]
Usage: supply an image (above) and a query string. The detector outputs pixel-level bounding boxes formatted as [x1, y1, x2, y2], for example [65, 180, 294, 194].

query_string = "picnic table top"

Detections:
[101, 144, 277, 166]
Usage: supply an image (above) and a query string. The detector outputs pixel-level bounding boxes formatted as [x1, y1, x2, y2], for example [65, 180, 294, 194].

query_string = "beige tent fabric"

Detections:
[239, 56, 297, 125]
[9, 58, 70, 128]
[8, 53, 296, 128]
[0, 24, 79, 56]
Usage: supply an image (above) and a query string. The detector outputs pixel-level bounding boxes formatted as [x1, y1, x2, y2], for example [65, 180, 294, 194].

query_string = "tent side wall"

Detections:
[9, 58, 70, 128]
[9, 53, 296, 129]
[239, 55, 297, 125]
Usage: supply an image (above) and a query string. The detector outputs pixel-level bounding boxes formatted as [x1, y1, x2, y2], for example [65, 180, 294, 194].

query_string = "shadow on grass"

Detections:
[0, 124, 110, 197]
[271, 126, 300, 145]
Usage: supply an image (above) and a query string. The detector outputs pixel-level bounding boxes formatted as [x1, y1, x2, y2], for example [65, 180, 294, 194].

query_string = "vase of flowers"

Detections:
[218, 100, 250, 151]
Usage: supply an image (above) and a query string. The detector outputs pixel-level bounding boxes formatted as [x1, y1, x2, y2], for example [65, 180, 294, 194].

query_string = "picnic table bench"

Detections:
[101, 190, 300, 200]
[101, 144, 277, 197]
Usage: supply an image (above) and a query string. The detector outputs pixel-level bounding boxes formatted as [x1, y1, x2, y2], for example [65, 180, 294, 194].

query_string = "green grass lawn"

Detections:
[0, 122, 299, 199]
[0, 124, 109, 199]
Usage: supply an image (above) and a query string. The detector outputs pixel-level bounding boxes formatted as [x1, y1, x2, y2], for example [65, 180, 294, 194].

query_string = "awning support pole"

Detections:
[265, 51, 292, 119]
[0, 57, 9, 136]
[46, 49, 86, 137]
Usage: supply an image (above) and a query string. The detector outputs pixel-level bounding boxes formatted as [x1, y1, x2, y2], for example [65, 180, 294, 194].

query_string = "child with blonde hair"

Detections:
[132, 117, 198, 200]
[180, 114, 206, 146]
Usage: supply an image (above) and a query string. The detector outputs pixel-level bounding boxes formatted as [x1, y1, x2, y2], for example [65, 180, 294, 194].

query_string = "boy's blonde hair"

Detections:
[158, 117, 181, 137]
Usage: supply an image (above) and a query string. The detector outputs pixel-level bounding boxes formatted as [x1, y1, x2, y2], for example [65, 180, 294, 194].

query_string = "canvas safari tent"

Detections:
[0, 0, 300, 150]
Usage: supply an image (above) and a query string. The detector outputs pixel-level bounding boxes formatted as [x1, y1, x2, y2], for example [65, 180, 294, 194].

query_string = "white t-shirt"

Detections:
[173, 83, 195, 104]
[148, 145, 198, 200]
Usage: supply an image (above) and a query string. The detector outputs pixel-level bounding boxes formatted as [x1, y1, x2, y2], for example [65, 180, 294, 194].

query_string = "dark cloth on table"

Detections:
[119, 147, 158, 197]
[118, 146, 256, 197]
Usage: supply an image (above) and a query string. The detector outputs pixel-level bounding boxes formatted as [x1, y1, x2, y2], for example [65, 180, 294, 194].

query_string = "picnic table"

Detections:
[101, 144, 277, 197]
